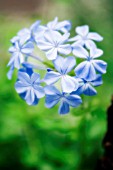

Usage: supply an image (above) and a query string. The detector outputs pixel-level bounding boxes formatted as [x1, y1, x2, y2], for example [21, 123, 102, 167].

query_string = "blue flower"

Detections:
[69, 25, 103, 49]
[36, 17, 71, 36]
[37, 31, 71, 60]
[73, 46, 107, 81]
[15, 68, 45, 105]
[7, 41, 34, 70]
[44, 56, 79, 93]
[45, 85, 82, 114]
[72, 74, 103, 96]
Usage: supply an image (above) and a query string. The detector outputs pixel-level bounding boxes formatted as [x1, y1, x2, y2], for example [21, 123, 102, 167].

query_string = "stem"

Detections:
[25, 62, 47, 70]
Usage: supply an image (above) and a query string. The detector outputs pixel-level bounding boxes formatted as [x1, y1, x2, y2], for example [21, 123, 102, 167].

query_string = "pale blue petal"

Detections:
[44, 71, 61, 85]
[18, 71, 31, 85]
[85, 40, 96, 49]
[72, 45, 88, 58]
[69, 35, 81, 42]
[15, 81, 28, 93]
[53, 56, 64, 73]
[46, 48, 58, 60]
[59, 33, 70, 44]
[44, 85, 61, 95]
[14, 52, 24, 69]
[47, 17, 58, 29]
[34, 86, 45, 98]
[88, 32, 103, 41]
[9, 46, 16, 53]
[91, 74, 103, 86]
[61, 75, 79, 93]
[56, 20, 71, 33]
[10, 36, 19, 44]
[66, 95, 82, 107]
[7, 65, 14, 80]
[54, 56, 76, 74]
[18, 28, 31, 45]
[37, 40, 53, 51]
[75, 61, 96, 81]
[45, 95, 60, 108]
[93, 60, 107, 74]
[21, 42, 34, 54]
[31, 73, 40, 84]
[58, 101, 69, 114]
[25, 88, 35, 105]
[30, 20, 40, 33]
[44, 31, 61, 44]
[76, 25, 89, 36]
[83, 83, 97, 96]
[58, 44, 71, 55]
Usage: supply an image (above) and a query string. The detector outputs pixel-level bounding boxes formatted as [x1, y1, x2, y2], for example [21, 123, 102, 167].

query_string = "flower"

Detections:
[44, 56, 79, 93]
[36, 17, 71, 36]
[72, 74, 103, 96]
[15, 67, 45, 105]
[7, 41, 34, 69]
[73, 46, 107, 81]
[37, 31, 71, 60]
[45, 85, 82, 114]
[69, 25, 103, 49]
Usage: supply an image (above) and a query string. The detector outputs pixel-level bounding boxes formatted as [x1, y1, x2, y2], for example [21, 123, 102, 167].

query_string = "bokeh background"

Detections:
[0, 0, 113, 169]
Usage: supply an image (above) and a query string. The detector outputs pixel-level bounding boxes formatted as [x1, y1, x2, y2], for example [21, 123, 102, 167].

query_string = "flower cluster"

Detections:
[7, 17, 107, 114]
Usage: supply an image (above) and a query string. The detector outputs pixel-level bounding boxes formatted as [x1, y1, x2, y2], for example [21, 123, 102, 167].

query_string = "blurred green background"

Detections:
[0, 0, 113, 169]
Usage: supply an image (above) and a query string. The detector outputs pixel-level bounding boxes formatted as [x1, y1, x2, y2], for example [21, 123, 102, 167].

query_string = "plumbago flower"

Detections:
[69, 25, 103, 49]
[37, 31, 71, 60]
[7, 17, 107, 115]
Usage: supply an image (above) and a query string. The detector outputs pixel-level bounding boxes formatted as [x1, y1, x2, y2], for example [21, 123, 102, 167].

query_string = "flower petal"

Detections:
[45, 94, 60, 108]
[58, 44, 71, 55]
[88, 32, 103, 41]
[34, 86, 45, 98]
[91, 74, 103, 86]
[18, 71, 31, 85]
[69, 35, 81, 42]
[44, 71, 61, 85]
[31, 73, 40, 84]
[58, 101, 69, 114]
[25, 88, 35, 105]
[85, 40, 96, 49]
[92, 60, 107, 74]
[61, 75, 79, 93]
[44, 85, 61, 95]
[76, 25, 89, 36]
[21, 42, 34, 54]
[59, 33, 70, 44]
[65, 95, 82, 107]
[15, 81, 28, 93]
[46, 48, 58, 60]
[75, 61, 96, 81]
[83, 83, 97, 96]
[54, 56, 76, 74]
[91, 48, 104, 58]
[72, 45, 88, 59]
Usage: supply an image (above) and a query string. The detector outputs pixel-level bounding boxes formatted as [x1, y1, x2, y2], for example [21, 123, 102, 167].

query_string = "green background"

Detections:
[0, 0, 113, 169]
